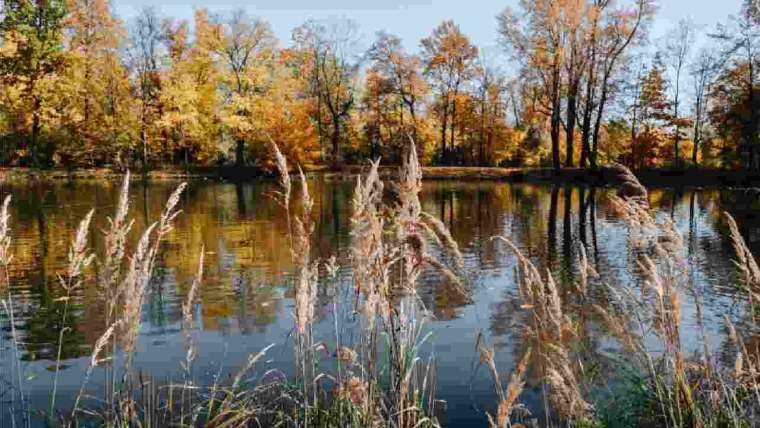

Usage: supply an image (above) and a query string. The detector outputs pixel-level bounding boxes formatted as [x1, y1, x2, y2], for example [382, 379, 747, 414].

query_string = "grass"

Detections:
[480, 163, 760, 427]
[1, 153, 760, 427]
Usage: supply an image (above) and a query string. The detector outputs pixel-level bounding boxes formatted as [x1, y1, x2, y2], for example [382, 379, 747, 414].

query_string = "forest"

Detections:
[0, 0, 758, 171]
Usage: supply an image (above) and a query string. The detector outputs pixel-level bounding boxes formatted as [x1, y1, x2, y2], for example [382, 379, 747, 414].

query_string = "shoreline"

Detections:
[1, 165, 758, 188]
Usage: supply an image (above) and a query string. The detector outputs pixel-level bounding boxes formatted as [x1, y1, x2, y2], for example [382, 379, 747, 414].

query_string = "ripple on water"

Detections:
[1, 179, 757, 426]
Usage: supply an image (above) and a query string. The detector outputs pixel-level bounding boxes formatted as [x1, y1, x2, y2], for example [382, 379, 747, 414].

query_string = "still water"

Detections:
[1, 176, 758, 426]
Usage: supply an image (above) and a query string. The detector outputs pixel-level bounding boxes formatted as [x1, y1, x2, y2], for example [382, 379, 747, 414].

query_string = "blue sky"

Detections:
[114, 0, 744, 54]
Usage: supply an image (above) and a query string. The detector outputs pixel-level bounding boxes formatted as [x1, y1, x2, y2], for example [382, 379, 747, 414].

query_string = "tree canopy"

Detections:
[0, 1, 757, 171]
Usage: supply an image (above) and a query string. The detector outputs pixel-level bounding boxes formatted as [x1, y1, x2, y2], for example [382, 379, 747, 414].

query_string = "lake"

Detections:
[1, 176, 758, 426]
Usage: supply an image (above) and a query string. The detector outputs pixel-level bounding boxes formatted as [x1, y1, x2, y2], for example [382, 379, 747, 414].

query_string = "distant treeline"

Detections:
[0, 0, 758, 171]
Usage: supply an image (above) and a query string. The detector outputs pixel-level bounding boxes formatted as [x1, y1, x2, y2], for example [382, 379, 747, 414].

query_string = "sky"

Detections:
[113, 0, 745, 55]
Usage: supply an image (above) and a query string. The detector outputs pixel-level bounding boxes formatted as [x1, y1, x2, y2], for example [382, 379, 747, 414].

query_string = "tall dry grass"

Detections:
[0, 194, 28, 427]
[264, 140, 453, 427]
[4, 159, 760, 427]
[482, 163, 760, 427]
[2, 140, 458, 427]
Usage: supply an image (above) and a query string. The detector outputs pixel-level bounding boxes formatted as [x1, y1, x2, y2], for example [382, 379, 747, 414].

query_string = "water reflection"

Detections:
[1, 177, 759, 426]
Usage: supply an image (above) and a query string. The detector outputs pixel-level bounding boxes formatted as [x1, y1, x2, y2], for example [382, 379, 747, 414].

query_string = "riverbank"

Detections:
[1, 165, 759, 187]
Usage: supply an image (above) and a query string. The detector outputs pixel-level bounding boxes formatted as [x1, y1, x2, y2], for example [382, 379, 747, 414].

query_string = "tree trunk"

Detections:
[566, 82, 578, 167]
[235, 139, 245, 166]
[631, 113, 639, 169]
[580, 17, 599, 169]
[674, 71, 681, 168]
[550, 50, 562, 171]
[580, 90, 594, 168]
[630, 65, 643, 169]
[479, 98, 486, 165]
[141, 127, 148, 169]
[331, 117, 341, 169]
[31, 106, 41, 166]
[487, 123, 494, 166]
[409, 102, 418, 144]
[450, 96, 457, 165]
[551, 64, 562, 172]
[590, 70, 611, 169]
[748, 44, 758, 171]
[551, 102, 561, 171]
[692, 94, 701, 166]
[439, 102, 448, 164]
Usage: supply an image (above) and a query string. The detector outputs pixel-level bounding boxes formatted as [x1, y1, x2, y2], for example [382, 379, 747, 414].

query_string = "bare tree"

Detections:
[586, 0, 653, 168]
[366, 31, 426, 145]
[578, 0, 607, 168]
[627, 60, 646, 169]
[498, 1, 564, 171]
[689, 49, 716, 166]
[127, 7, 164, 168]
[564, 1, 591, 167]
[294, 18, 360, 168]
[665, 18, 696, 167]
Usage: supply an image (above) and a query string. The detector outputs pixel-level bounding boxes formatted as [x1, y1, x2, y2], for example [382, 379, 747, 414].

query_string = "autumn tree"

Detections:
[0, 0, 752, 173]
[583, 0, 652, 168]
[563, 0, 592, 167]
[711, 2, 760, 169]
[421, 20, 477, 165]
[293, 19, 359, 168]
[365, 31, 428, 160]
[499, 1, 568, 170]
[210, 10, 275, 166]
[472, 57, 509, 165]
[159, 17, 192, 162]
[578, 0, 606, 168]
[63, 0, 128, 165]
[625, 59, 646, 168]
[636, 57, 671, 166]
[0, 0, 68, 165]
[362, 68, 399, 160]
[158, 10, 222, 165]
[254, 48, 319, 168]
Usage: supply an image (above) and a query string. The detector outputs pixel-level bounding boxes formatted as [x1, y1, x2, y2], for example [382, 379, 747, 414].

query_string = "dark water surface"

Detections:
[2, 177, 760, 426]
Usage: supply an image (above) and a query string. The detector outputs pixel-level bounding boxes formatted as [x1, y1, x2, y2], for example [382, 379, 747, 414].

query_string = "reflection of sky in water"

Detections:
[0, 179, 757, 426]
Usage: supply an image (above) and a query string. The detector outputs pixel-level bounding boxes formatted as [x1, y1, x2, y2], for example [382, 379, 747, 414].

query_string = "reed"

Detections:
[0, 141, 454, 427]
[7, 160, 760, 427]
[477, 333, 531, 428]
[602, 168, 760, 426]
[476, 164, 760, 427]
[101, 171, 133, 323]
[492, 235, 594, 424]
[0, 194, 27, 428]
[51, 208, 95, 416]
